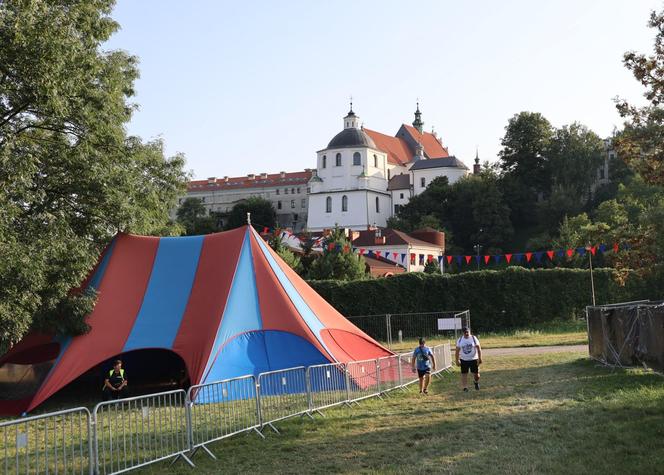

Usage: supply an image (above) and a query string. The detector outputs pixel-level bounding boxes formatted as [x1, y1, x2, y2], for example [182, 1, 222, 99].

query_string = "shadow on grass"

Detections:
[150, 356, 664, 475]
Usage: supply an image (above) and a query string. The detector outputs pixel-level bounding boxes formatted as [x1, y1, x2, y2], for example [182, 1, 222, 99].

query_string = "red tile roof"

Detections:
[352, 228, 444, 249]
[187, 170, 312, 192]
[363, 128, 413, 166]
[401, 125, 449, 158]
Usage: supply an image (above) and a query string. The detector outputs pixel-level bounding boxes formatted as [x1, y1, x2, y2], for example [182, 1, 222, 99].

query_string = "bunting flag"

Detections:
[525, 252, 532, 263]
[576, 247, 586, 257]
[494, 255, 502, 264]
[427, 255, 434, 263]
[446, 255, 453, 265]
[464, 255, 472, 264]
[375, 250, 382, 257]
[474, 255, 481, 265]
[566, 249, 574, 258]
[359, 248, 366, 255]
[546, 250, 555, 261]
[393, 252, 398, 260]
[514, 254, 523, 263]
[556, 250, 565, 259]
[505, 253, 512, 263]
[613, 243, 619, 253]
[456, 256, 463, 266]
[599, 244, 607, 253]
[484, 255, 491, 264]
[401, 253, 406, 262]
[590, 246, 597, 256]
[438, 256, 444, 263]
[534, 251, 543, 263]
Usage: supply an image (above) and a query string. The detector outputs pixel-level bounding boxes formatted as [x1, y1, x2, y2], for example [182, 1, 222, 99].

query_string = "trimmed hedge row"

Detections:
[309, 267, 664, 331]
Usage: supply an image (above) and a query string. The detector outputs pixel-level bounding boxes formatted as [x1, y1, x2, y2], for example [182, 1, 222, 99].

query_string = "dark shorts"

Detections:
[460, 359, 479, 374]
[417, 369, 431, 377]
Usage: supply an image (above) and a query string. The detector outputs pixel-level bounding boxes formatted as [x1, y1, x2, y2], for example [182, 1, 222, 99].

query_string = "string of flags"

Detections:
[258, 225, 631, 268]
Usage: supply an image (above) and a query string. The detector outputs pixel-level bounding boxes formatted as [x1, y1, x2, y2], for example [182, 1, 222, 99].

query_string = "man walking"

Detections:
[455, 327, 482, 392]
[411, 338, 436, 394]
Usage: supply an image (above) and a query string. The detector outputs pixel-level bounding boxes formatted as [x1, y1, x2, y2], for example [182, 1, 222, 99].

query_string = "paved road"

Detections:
[482, 344, 587, 357]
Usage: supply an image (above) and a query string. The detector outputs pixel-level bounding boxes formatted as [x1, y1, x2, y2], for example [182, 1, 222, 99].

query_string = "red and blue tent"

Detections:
[0, 226, 391, 414]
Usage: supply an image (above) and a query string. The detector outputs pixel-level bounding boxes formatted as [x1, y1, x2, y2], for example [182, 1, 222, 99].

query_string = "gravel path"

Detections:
[483, 344, 587, 357]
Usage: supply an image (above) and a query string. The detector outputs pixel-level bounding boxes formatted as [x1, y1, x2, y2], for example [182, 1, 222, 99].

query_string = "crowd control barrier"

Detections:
[186, 375, 263, 460]
[0, 407, 92, 474]
[0, 344, 454, 474]
[92, 390, 192, 474]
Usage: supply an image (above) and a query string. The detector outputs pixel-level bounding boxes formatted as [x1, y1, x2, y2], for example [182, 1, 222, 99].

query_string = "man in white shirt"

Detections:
[455, 326, 482, 392]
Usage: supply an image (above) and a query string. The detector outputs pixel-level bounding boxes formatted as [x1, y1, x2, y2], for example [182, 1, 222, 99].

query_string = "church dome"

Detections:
[327, 128, 376, 149]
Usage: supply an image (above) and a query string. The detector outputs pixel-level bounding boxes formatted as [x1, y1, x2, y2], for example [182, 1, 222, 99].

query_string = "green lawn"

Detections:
[135, 350, 664, 474]
[390, 321, 588, 353]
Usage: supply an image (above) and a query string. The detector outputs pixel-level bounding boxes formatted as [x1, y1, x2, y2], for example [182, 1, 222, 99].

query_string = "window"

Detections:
[276, 189, 279, 195]
[322, 155, 327, 168]
[285, 188, 289, 194]
[277, 201, 282, 210]
[373, 154, 378, 167]
[599, 167, 605, 179]
[400, 193, 404, 199]
[336, 153, 342, 166]
[297, 187, 301, 193]
[353, 152, 361, 166]
[306, 187, 311, 193]
[291, 200, 295, 209]
[294, 213, 299, 221]
[420, 177, 426, 188]
[375, 196, 380, 213]
[301, 198, 306, 208]
[291, 188, 295, 194]
[394, 204, 401, 214]
[325, 196, 332, 213]
[201, 197, 206, 203]
[342, 195, 348, 212]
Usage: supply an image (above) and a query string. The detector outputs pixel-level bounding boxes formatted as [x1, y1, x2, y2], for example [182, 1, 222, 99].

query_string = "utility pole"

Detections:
[473, 244, 482, 271]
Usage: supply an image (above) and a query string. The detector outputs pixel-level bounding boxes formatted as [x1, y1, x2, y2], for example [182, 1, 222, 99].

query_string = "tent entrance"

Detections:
[0, 343, 59, 401]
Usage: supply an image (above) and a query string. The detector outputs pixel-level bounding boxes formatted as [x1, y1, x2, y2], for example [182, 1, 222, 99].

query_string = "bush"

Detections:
[309, 267, 664, 331]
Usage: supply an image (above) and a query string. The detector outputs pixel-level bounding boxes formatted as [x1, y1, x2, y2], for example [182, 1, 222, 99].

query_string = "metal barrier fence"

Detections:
[257, 367, 309, 433]
[347, 311, 470, 348]
[186, 375, 262, 460]
[93, 390, 192, 474]
[1, 407, 92, 475]
[307, 363, 348, 413]
[1, 344, 454, 474]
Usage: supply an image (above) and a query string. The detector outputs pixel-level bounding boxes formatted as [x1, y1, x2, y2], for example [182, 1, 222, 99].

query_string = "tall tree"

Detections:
[0, 1, 187, 347]
[224, 196, 277, 231]
[176, 197, 220, 235]
[616, 7, 664, 186]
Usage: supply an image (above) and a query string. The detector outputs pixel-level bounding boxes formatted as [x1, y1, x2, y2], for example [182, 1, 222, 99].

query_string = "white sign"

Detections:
[16, 433, 27, 449]
[437, 318, 462, 331]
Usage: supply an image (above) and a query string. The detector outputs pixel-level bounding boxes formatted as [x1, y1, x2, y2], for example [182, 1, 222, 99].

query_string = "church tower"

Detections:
[412, 102, 424, 133]
[473, 148, 481, 175]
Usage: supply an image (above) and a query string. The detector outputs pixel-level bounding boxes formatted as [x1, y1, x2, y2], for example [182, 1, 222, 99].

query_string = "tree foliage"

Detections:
[176, 198, 220, 235]
[224, 196, 276, 232]
[308, 227, 367, 281]
[0, 1, 188, 347]
[268, 234, 302, 274]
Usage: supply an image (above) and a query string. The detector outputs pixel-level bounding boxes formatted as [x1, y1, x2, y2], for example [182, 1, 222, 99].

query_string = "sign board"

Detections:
[437, 317, 462, 331]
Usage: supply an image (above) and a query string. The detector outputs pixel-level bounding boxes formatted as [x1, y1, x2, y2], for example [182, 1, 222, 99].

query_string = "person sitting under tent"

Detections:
[102, 359, 128, 400]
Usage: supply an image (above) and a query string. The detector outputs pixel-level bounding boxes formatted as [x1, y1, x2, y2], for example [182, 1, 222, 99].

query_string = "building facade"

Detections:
[307, 104, 469, 231]
[180, 170, 312, 231]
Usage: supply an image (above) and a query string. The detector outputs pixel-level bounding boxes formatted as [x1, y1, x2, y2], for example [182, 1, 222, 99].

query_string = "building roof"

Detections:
[400, 125, 449, 159]
[387, 174, 410, 190]
[352, 228, 443, 249]
[327, 128, 377, 149]
[363, 128, 413, 166]
[409, 156, 469, 171]
[361, 255, 406, 277]
[187, 170, 312, 192]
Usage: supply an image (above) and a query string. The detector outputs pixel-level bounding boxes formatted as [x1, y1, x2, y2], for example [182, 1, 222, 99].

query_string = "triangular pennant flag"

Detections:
[546, 250, 555, 260]
[328, 243, 335, 251]
[335, 243, 342, 252]
[590, 246, 597, 256]
[262, 227, 269, 234]
[474, 255, 481, 265]
[359, 248, 366, 255]
[352, 247, 357, 253]
[375, 250, 382, 257]
[419, 254, 425, 265]
[599, 244, 607, 253]
[438, 255, 444, 263]
[484, 255, 491, 264]
[367, 250, 374, 257]
[525, 252, 532, 262]
[446, 255, 453, 265]
[393, 252, 398, 259]
[556, 250, 565, 258]
[514, 253, 523, 263]
[623, 242, 631, 250]
[465, 255, 472, 264]
[427, 254, 434, 263]
[576, 247, 586, 256]
[613, 243, 619, 253]
[505, 253, 512, 263]
[494, 254, 502, 264]
[410, 253, 416, 261]
[456, 256, 463, 266]
[534, 251, 543, 263]
[566, 249, 574, 258]
[401, 253, 406, 262]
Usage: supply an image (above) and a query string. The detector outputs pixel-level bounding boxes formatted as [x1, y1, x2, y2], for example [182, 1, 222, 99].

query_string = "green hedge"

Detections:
[309, 267, 664, 331]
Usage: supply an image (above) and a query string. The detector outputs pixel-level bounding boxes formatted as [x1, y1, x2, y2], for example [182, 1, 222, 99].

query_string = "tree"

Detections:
[0, 1, 188, 347]
[423, 260, 440, 274]
[268, 234, 302, 273]
[176, 198, 220, 235]
[616, 7, 664, 186]
[224, 197, 276, 231]
[498, 112, 554, 227]
[307, 227, 367, 281]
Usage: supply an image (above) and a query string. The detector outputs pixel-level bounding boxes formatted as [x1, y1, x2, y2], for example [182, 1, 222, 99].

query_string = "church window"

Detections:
[322, 155, 327, 168]
[301, 198, 306, 208]
[400, 193, 404, 199]
[336, 153, 342, 166]
[291, 200, 295, 209]
[325, 196, 332, 213]
[277, 201, 282, 210]
[342, 195, 348, 212]
[276, 189, 279, 195]
[297, 187, 301, 193]
[373, 155, 378, 167]
[420, 177, 426, 188]
[353, 152, 361, 166]
[291, 188, 295, 194]
[285, 188, 289, 194]
[375, 196, 380, 213]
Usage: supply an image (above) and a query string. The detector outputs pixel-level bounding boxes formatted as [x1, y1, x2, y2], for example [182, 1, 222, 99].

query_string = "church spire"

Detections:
[412, 101, 424, 133]
[343, 97, 359, 129]
[473, 147, 481, 175]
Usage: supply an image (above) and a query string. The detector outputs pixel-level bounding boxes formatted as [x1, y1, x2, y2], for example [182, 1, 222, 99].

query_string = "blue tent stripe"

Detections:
[201, 231, 263, 380]
[123, 235, 204, 351]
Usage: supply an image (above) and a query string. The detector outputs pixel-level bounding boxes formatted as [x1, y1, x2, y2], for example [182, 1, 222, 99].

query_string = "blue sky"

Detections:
[105, 0, 662, 179]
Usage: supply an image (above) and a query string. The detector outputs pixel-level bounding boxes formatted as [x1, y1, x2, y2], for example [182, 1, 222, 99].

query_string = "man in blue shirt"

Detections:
[411, 338, 436, 394]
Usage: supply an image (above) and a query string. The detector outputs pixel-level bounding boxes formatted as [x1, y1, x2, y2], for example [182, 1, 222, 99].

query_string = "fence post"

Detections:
[254, 376, 263, 429]
[305, 367, 313, 413]
[385, 314, 392, 348]
[344, 364, 351, 403]
[397, 355, 403, 387]
[375, 359, 381, 394]
[185, 395, 193, 454]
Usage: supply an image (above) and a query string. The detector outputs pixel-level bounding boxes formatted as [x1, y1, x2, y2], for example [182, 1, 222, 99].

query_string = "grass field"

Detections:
[135, 349, 664, 474]
[389, 320, 588, 353]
